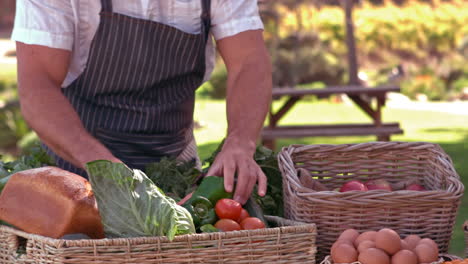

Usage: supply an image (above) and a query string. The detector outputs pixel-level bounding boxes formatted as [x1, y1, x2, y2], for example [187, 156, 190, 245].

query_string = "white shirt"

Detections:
[12, 0, 264, 87]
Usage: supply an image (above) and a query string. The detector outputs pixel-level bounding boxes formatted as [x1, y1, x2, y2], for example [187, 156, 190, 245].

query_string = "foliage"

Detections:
[261, 0, 468, 99]
[271, 33, 346, 86]
[401, 70, 447, 100]
[399, 53, 468, 100]
[0, 104, 29, 149]
[197, 64, 228, 99]
[273, 0, 468, 58]
[145, 158, 201, 201]
[0, 145, 55, 193]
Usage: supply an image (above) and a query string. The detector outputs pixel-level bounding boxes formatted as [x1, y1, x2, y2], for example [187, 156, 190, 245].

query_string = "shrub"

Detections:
[261, 0, 468, 100]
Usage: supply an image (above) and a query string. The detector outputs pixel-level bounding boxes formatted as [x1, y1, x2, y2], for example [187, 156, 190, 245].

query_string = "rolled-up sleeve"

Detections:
[211, 0, 264, 41]
[11, 0, 75, 50]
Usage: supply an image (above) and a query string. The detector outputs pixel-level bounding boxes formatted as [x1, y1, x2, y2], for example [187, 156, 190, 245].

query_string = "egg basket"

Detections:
[319, 254, 462, 264]
[0, 216, 316, 264]
[278, 142, 464, 260]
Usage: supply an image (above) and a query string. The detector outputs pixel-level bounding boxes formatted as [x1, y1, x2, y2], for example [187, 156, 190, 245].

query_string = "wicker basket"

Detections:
[464, 221, 468, 258]
[0, 216, 316, 264]
[319, 254, 461, 264]
[279, 142, 464, 260]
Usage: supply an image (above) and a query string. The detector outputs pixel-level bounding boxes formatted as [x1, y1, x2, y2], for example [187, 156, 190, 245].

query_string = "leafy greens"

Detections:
[86, 160, 195, 240]
[145, 157, 201, 202]
[0, 145, 55, 193]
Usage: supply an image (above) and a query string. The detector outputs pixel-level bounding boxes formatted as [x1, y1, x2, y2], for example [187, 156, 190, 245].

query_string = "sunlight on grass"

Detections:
[0, 63, 17, 83]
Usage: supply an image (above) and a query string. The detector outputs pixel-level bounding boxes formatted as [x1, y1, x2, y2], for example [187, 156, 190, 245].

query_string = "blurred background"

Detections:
[0, 0, 467, 255]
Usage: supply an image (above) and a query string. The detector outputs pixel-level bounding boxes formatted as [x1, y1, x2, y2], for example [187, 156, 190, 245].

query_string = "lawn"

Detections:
[194, 98, 468, 256]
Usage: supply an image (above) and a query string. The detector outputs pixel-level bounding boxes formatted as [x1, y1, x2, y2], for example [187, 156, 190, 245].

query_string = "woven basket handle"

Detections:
[278, 146, 303, 192]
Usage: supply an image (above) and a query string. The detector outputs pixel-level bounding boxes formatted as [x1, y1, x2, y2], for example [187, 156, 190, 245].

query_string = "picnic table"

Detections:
[260, 0, 403, 149]
[262, 85, 403, 149]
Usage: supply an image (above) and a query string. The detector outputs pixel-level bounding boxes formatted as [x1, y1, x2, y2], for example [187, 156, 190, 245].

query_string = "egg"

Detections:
[358, 240, 376, 253]
[419, 238, 439, 252]
[403, 234, 421, 249]
[331, 239, 354, 256]
[414, 243, 439, 263]
[337, 229, 360, 244]
[375, 228, 401, 255]
[400, 240, 411, 250]
[331, 243, 358, 263]
[391, 249, 418, 264]
[354, 231, 378, 247]
[358, 248, 390, 264]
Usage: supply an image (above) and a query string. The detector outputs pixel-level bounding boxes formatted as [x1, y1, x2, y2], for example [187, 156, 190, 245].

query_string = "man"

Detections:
[13, 0, 272, 205]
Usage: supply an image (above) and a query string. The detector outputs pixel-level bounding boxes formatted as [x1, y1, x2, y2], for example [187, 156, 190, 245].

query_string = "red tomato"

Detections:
[214, 219, 241, 232]
[237, 209, 250, 223]
[240, 217, 266, 230]
[215, 199, 242, 221]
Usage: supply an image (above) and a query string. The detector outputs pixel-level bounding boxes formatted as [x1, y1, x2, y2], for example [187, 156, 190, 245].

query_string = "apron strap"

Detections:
[201, 0, 211, 37]
[101, 0, 113, 13]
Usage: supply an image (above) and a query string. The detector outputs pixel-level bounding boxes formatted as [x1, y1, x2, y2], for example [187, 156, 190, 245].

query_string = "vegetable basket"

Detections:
[0, 216, 316, 264]
[278, 142, 464, 260]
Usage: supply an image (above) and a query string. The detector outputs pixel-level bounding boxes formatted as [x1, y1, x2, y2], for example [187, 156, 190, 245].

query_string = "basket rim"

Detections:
[282, 141, 446, 152]
[0, 215, 316, 248]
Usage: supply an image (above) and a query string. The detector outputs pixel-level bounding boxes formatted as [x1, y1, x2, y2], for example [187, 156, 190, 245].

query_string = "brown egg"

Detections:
[391, 249, 418, 264]
[414, 243, 439, 263]
[331, 239, 354, 256]
[400, 240, 411, 250]
[354, 231, 378, 247]
[418, 238, 439, 252]
[358, 240, 376, 253]
[403, 235, 421, 249]
[358, 248, 390, 264]
[331, 243, 358, 263]
[337, 229, 360, 244]
[375, 228, 401, 255]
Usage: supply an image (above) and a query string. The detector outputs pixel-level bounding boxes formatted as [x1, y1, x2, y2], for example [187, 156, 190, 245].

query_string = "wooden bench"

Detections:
[260, 0, 404, 149]
[262, 85, 403, 149]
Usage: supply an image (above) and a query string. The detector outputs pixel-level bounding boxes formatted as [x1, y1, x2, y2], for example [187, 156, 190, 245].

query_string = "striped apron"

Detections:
[45, 0, 211, 177]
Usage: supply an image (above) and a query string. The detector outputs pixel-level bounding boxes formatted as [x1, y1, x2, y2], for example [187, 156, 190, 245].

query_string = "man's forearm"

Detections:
[224, 47, 272, 152]
[18, 78, 117, 168]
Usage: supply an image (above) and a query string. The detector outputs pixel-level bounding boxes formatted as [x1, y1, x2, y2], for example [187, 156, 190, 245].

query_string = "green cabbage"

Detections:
[86, 160, 195, 240]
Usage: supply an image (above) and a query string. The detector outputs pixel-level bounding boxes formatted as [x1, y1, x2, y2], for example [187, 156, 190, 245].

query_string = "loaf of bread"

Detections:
[0, 166, 104, 239]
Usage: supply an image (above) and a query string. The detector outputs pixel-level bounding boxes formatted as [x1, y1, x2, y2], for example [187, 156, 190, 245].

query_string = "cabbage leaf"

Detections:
[86, 160, 195, 240]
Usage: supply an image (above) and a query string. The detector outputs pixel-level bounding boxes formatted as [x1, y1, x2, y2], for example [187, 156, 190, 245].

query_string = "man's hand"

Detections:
[213, 29, 272, 204]
[16, 42, 119, 169]
[207, 138, 267, 205]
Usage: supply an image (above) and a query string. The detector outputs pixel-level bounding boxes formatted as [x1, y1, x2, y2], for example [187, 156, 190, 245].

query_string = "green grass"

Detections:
[0, 63, 16, 82]
[194, 98, 468, 257]
[0, 63, 18, 101]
